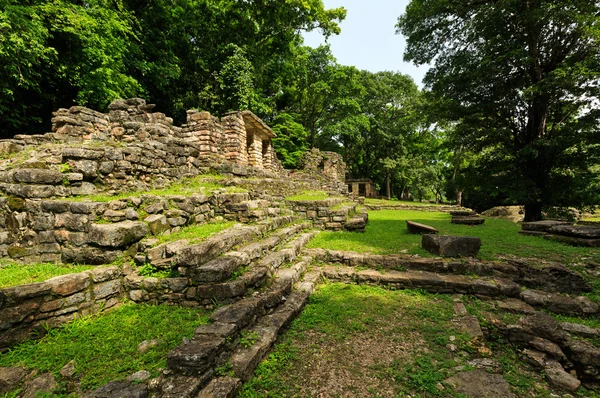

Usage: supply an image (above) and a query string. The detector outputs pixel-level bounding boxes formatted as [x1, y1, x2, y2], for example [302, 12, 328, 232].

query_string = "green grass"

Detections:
[153, 221, 236, 245]
[239, 284, 551, 398]
[364, 198, 439, 206]
[0, 303, 209, 392]
[307, 210, 600, 264]
[0, 263, 94, 289]
[285, 190, 331, 201]
[67, 175, 244, 202]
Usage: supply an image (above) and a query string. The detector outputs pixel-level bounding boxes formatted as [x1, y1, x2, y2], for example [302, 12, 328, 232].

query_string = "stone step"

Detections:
[306, 249, 591, 295]
[192, 232, 316, 301]
[142, 215, 295, 270]
[320, 265, 521, 297]
[161, 263, 320, 398]
[188, 223, 311, 284]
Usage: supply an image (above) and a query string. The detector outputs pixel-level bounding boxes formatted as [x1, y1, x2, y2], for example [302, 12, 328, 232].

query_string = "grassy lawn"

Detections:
[364, 198, 439, 207]
[0, 303, 209, 394]
[153, 220, 236, 245]
[285, 190, 331, 201]
[307, 210, 600, 264]
[0, 263, 94, 289]
[240, 283, 564, 398]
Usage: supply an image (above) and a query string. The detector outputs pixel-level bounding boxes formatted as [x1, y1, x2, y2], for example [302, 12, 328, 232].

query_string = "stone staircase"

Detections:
[155, 258, 321, 397]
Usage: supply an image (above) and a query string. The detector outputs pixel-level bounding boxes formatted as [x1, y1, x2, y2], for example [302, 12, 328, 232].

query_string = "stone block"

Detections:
[93, 280, 121, 300]
[406, 220, 439, 234]
[89, 221, 149, 248]
[422, 234, 481, 257]
[13, 169, 63, 185]
[47, 273, 90, 296]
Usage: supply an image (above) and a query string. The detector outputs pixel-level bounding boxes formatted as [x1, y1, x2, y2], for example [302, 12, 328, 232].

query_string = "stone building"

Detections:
[347, 179, 378, 198]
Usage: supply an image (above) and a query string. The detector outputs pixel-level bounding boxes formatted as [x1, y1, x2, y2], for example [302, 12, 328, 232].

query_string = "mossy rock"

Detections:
[7, 196, 26, 212]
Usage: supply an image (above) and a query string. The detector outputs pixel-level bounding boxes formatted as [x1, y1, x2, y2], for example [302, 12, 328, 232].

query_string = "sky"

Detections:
[303, 0, 429, 87]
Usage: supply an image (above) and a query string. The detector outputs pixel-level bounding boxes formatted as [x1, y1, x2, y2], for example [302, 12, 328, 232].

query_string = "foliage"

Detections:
[153, 221, 235, 245]
[397, 0, 600, 221]
[0, 303, 209, 390]
[0, 262, 93, 288]
[271, 113, 309, 169]
[285, 190, 330, 201]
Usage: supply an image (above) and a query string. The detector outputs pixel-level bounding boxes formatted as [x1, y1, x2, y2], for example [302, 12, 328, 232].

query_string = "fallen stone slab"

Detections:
[444, 369, 516, 398]
[452, 316, 484, 339]
[548, 224, 600, 239]
[406, 220, 439, 234]
[22, 373, 57, 398]
[450, 210, 478, 217]
[451, 216, 485, 225]
[518, 230, 549, 237]
[521, 220, 571, 233]
[544, 234, 600, 247]
[422, 234, 481, 257]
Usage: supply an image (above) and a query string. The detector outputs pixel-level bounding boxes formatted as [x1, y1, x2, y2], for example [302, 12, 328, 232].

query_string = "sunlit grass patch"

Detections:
[0, 263, 94, 289]
[0, 303, 209, 391]
[307, 209, 600, 264]
[364, 198, 438, 206]
[153, 220, 236, 245]
[285, 190, 331, 201]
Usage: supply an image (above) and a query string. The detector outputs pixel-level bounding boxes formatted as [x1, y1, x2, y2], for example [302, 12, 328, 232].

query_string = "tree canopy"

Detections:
[397, 0, 600, 220]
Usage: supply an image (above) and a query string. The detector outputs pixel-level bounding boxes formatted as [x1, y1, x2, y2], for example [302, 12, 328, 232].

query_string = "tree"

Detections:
[398, 0, 600, 221]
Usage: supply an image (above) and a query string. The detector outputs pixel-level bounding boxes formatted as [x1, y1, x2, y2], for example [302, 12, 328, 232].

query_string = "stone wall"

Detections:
[0, 192, 286, 265]
[0, 266, 123, 351]
[0, 99, 286, 199]
[299, 148, 346, 183]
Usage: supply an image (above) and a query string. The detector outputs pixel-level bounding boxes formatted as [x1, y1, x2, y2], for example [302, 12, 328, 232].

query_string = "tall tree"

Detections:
[398, 0, 600, 220]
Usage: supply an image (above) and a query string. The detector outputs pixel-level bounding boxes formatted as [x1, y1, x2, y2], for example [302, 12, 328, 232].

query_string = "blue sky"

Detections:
[303, 0, 429, 87]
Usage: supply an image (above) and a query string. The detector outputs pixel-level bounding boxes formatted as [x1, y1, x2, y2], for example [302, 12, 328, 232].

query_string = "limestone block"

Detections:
[89, 221, 149, 248]
[13, 169, 63, 185]
[422, 234, 481, 257]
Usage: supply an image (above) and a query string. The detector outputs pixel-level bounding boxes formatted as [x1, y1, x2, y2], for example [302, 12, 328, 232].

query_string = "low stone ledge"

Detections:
[422, 234, 481, 257]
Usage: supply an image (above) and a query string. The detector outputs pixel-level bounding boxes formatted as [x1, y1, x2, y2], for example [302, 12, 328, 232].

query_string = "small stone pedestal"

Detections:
[422, 234, 481, 257]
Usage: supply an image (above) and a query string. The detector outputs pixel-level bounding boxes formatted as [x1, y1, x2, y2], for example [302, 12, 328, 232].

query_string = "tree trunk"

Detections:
[456, 191, 463, 206]
[385, 169, 391, 199]
[524, 203, 543, 222]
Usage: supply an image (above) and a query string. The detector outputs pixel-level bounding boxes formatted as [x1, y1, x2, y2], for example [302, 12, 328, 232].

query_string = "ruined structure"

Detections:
[347, 178, 378, 198]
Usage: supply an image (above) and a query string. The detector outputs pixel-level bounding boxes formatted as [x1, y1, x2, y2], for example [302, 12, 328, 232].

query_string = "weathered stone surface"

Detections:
[158, 375, 208, 398]
[548, 224, 600, 239]
[521, 313, 568, 343]
[176, 227, 258, 267]
[444, 370, 515, 398]
[89, 221, 149, 247]
[522, 220, 571, 232]
[452, 316, 484, 339]
[344, 215, 367, 232]
[93, 279, 121, 299]
[406, 220, 438, 234]
[13, 169, 63, 185]
[128, 370, 151, 383]
[189, 255, 248, 283]
[22, 373, 57, 398]
[545, 234, 600, 247]
[0, 367, 28, 395]
[166, 335, 226, 374]
[545, 360, 581, 392]
[530, 337, 566, 361]
[561, 322, 600, 338]
[496, 298, 536, 314]
[197, 377, 241, 398]
[231, 326, 277, 381]
[89, 381, 148, 398]
[59, 360, 77, 378]
[46, 273, 90, 296]
[422, 234, 481, 257]
[145, 214, 169, 235]
[451, 216, 485, 225]
[62, 246, 121, 265]
[566, 340, 600, 367]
